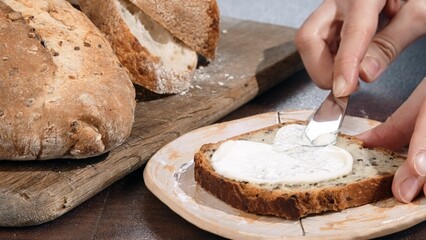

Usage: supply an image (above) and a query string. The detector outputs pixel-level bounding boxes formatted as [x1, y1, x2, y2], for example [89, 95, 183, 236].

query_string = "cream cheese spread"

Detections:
[211, 124, 353, 184]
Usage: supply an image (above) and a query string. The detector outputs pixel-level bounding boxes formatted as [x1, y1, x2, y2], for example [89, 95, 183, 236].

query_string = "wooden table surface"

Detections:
[1, 38, 426, 240]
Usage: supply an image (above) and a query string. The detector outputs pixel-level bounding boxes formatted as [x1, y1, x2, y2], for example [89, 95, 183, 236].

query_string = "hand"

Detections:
[295, 0, 426, 97]
[297, 0, 426, 203]
[357, 79, 426, 203]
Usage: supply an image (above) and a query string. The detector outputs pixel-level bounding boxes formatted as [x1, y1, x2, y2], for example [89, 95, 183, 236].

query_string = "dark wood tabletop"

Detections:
[0, 38, 425, 240]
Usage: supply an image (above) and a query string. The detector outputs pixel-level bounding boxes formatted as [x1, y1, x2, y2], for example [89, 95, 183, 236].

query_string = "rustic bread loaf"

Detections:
[194, 122, 405, 220]
[78, 0, 219, 94]
[0, 0, 136, 160]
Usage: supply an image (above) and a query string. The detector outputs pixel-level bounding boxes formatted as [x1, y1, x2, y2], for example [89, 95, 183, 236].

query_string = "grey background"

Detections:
[217, 0, 321, 28]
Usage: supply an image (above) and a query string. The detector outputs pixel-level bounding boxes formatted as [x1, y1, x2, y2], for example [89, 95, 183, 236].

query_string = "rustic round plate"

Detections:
[144, 110, 426, 239]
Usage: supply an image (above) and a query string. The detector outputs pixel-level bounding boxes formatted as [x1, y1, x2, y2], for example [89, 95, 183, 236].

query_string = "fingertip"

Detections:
[333, 76, 347, 97]
[392, 160, 426, 203]
[413, 151, 426, 177]
[355, 130, 374, 148]
[332, 75, 358, 97]
[397, 176, 419, 203]
[360, 56, 382, 82]
[294, 27, 311, 53]
[384, 0, 402, 17]
[423, 183, 426, 198]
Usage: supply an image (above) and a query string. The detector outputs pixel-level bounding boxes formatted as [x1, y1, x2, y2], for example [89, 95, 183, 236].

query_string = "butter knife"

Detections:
[303, 91, 349, 146]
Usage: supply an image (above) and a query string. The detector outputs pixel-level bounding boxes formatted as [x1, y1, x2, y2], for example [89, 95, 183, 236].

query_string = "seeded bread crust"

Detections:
[0, 0, 135, 160]
[129, 0, 220, 59]
[194, 121, 405, 220]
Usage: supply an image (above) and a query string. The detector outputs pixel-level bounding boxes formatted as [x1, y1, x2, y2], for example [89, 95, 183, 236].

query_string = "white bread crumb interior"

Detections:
[115, 0, 197, 74]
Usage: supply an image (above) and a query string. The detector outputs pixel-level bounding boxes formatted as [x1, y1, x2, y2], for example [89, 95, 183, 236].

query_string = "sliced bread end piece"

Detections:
[129, 0, 220, 59]
[79, 0, 198, 94]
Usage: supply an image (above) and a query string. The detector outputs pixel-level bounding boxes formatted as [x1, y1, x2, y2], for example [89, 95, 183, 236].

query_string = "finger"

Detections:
[332, 0, 386, 97]
[360, 1, 426, 82]
[391, 80, 426, 202]
[392, 162, 426, 203]
[357, 114, 413, 151]
[405, 96, 426, 178]
[393, 98, 426, 202]
[295, 0, 338, 89]
[384, 0, 402, 17]
[357, 79, 426, 151]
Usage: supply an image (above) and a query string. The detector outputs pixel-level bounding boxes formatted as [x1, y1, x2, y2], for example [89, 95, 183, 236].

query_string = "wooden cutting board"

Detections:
[0, 17, 303, 227]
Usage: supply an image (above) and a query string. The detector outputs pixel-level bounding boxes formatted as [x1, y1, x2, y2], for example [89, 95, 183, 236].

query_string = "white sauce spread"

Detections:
[211, 124, 353, 184]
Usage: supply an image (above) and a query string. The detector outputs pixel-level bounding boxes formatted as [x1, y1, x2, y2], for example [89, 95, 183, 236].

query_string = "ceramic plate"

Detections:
[144, 110, 426, 239]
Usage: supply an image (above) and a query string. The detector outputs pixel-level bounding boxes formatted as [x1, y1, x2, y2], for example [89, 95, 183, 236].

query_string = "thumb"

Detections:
[360, 1, 426, 82]
[392, 99, 426, 202]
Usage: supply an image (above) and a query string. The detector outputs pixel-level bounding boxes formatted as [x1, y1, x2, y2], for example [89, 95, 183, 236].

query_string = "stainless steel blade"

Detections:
[303, 91, 349, 146]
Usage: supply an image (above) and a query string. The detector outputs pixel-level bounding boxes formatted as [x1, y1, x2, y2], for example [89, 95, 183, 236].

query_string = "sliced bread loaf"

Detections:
[78, 0, 219, 94]
[194, 121, 405, 220]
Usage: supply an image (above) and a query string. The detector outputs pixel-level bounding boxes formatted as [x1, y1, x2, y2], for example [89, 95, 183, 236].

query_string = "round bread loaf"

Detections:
[0, 0, 136, 160]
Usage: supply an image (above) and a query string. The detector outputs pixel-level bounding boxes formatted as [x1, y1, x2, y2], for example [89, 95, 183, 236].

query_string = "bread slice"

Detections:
[78, 0, 219, 94]
[0, 0, 135, 160]
[128, 0, 220, 59]
[194, 121, 405, 220]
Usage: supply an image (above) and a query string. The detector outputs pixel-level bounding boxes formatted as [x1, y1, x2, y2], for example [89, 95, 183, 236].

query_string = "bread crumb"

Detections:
[222, 29, 228, 34]
[2, 57, 9, 61]
[224, 73, 234, 80]
[50, 49, 59, 56]
[179, 89, 189, 95]
[360, 109, 369, 119]
[7, 12, 23, 21]
[25, 98, 34, 107]
[29, 46, 38, 52]
[218, 81, 224, 86]
[195, 85, 202, 90]
[195, 73, 211, 81]
[27, 32, 36, 38]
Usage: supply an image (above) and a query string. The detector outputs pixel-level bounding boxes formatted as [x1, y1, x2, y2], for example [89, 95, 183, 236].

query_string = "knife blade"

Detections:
[303, 91, 349, 146]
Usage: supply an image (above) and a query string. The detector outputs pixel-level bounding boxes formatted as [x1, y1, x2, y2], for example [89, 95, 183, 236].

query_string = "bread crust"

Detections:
[79, 0, 197, 94]
[194, 122, 402, 220]
[129, 0, 220, 59]
[0, 0, 135, 160]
